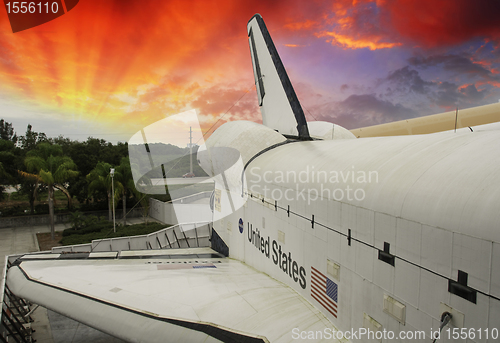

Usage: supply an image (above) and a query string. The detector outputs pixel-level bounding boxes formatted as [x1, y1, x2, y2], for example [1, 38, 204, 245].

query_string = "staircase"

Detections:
[1, 258, 35, 343]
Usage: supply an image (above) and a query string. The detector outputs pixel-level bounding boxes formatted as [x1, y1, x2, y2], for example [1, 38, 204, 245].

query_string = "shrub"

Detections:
[63, 215, 110, 236]
[60, 222, 169, 245]
[34, 204, 49, 214]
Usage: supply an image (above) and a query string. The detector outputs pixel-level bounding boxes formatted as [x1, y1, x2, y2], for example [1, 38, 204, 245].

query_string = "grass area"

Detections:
[2, 182, 213, 215]
[37, 232, 64, 251]
[60, 222, 170, 246]
[8, 189, 69, 202]
[1, 189, 78, 216]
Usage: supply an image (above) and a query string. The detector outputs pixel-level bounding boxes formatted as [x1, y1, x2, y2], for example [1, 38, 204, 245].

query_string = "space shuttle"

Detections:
[6, 14, 500, 343]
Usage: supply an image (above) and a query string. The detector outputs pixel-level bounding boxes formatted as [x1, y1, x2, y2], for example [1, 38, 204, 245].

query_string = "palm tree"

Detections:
[131, 184, 151, 225]
[129, 159, 155, 225]
[87, 162, 123, 222]
[23, 143, 78, 240]
[116, 157, 136, 225]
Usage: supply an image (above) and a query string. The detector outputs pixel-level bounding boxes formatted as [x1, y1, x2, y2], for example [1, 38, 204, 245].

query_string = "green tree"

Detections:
[19, 124, 47, 150]
[0, 120, 22, 201]
[87, 162, 123, 222]
[0, 139, 17, 201]
[18, 124, 49, 214]
[23, 143, 78, 239]
[0, 119, 17, 143]
[116, 157, 136, 225]
[128, 161, 153, 225]
[67, 138, 128, 206]
[132, 187, 151, 225]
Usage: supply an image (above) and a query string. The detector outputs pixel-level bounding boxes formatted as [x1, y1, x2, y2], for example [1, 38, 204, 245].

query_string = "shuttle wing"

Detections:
[7, 248, 336, 343]
[351, 101, 500, 137]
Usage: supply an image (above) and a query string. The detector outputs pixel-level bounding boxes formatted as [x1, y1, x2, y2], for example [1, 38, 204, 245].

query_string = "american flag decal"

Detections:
[311, 266, 338, 318]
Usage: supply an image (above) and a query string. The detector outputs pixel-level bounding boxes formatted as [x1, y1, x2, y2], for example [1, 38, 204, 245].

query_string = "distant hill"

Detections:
[128, 143, 208, 179]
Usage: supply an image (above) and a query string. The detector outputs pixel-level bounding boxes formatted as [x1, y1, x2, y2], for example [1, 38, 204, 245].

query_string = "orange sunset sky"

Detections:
[1, 0, 500, 145]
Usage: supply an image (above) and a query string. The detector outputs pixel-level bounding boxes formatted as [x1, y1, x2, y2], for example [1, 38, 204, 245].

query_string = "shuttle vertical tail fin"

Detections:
[247, 14, 311, 140]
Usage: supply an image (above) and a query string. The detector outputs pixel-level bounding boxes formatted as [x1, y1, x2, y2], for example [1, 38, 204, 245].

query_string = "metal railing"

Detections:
[1, 256, 34, 343]
[52, 221, 212, 253]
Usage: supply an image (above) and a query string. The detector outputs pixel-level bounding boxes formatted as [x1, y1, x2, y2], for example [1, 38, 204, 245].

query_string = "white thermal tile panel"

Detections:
[394, 260, 420, 308]
[314, 221, 328, 243]
[488, 297, 500, 342]
[327, 229, 341, 263]
[304, 231, 327, 277]
[418, 269, 450, 318]
[452, 233, 491, 294]
[396, 218, 422, 263]
[405, 305, 433, 339]
[341, 203, 356, 231]
[449, 292, 490, 341]
[340, 231, 356, 272]
[368, 282, 387, 327]
[421, 225, 453, 277]
[490, 242, 500, 299]
[404, 323, 428, 343]
[355, 207, 374, 246]
[310, 189, 328, 224]
[373, 256, 395, 294]
[327, 199, 342, 230]
[374, 212, 397, 252]
[355, 242, 374, 282]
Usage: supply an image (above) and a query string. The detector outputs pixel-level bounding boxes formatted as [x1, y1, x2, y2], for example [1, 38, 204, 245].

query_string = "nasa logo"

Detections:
[238, 218, 244, 233]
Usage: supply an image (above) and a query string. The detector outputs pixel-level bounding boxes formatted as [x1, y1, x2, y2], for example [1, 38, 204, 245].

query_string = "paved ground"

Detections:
[0, 218, 153, 343]
[47, 311, 125, 343]
[0, 222, 63, 343]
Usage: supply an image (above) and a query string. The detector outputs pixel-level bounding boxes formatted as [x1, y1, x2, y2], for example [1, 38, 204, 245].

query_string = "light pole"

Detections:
[110, 168, 116, 233]
[189, 126, 193, 175]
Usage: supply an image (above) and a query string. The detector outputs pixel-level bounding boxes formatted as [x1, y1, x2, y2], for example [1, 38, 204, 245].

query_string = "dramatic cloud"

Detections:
[308, 0, 500, 52]
[317, 31, 400, 50]
[1, 0, 500, 141]
[409, 54, 500, 82]
[379, 64, 494, 110]
[190, 84, 260, 123]
[459, 84, 487, 103]
[0, 0, 277, 134]
[386, 67, 434, 95]
[312, 94, 418, 129]
[385, 0, 500, 48]
[430, 82, 492, 108]
[315, 1, 402, 50]
[432, 81, 461, 108]
[284, 20, 318, 31]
